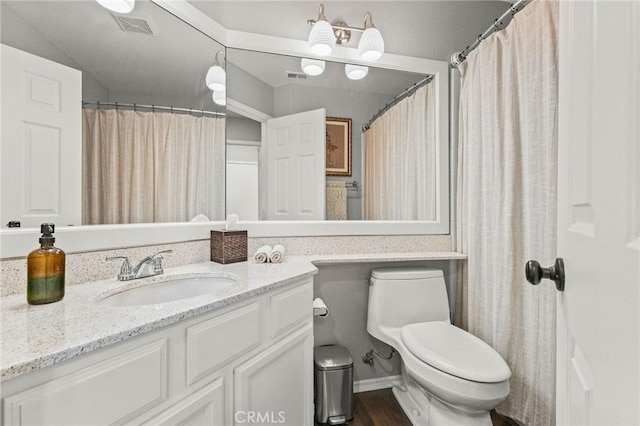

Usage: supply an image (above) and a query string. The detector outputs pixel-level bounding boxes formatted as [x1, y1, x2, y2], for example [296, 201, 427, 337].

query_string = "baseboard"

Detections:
[354, 375, 402, 393]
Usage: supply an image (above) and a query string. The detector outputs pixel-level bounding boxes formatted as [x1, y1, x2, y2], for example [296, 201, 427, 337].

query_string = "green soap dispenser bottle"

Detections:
[27, 223, 65, 305]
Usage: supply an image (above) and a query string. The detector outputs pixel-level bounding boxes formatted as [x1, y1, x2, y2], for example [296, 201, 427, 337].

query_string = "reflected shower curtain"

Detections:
[456, 0, 558, 424]
[82, 109, 225, 224]
[363, 83, 436, 220]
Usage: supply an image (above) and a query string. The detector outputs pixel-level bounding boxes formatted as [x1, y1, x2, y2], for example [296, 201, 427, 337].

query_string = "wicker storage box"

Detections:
[211, 230, 248, 264]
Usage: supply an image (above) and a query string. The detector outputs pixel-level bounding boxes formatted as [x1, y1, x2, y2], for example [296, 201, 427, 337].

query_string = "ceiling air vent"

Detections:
[286, 71, 308, 80]
[111, 13, 155, 35]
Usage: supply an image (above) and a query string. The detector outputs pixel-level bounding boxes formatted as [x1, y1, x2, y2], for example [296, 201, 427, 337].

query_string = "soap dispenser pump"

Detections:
[27, 223, 65, 305]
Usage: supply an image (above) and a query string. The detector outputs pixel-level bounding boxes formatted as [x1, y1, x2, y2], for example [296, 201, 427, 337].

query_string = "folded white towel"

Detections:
[254, 245, 272, 263]
[270, 244, 286, 263]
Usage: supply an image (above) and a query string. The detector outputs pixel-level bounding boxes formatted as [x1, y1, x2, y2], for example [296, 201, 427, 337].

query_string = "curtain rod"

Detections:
[362, 75, 434, 132]
[82, 101, 225, 117]
[450, 0, 532, 67]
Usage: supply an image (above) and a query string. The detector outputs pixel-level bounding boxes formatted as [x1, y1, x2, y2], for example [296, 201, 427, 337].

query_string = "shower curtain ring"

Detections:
[115, 102, 118, 110]
[133, 103, 137, 111]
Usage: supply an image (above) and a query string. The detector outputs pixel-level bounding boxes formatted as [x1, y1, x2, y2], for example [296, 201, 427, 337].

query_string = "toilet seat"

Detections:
[401, 322, 511, 383]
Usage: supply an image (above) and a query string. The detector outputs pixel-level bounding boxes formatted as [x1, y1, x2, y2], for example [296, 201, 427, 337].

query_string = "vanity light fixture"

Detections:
[345, 64, 368, 80]
[212, 90, 226, 106]
[205, 51, 226, 91]
[307, 4, 335, 56]
[96, 0, 135, 13]
[301, 58, 325, 76]
[307, 4, 384, 61]
[358, 13, 385, 61]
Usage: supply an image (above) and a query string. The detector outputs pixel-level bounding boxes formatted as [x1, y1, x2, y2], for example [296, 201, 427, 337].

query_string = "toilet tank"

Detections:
[367, 268, 450, 343]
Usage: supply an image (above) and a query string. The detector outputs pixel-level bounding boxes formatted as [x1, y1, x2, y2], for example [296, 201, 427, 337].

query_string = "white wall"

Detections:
[227, 116, 262, 142]
[226, 62, 275, 117]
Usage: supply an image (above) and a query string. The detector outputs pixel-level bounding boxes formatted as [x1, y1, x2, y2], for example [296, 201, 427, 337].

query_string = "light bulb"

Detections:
[301, 58, 325, 76]
[212, 91, 226, 106]
[206, 64, 226, 91]
[96, 0, 135, 13]
[345, 64, 368, 80]
[358, 27, 384, 61]
[308, 20, 336, 56]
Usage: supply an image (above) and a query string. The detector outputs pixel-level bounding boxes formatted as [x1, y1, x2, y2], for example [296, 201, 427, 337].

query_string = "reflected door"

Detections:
[265, 109, 326, 220]
[1, 44, 81, 228]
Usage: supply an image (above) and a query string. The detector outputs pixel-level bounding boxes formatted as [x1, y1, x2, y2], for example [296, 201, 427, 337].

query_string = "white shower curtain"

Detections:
[456, 0, 558, 424]
[363, 83, 436, 220]
[82, 109, 225, 224]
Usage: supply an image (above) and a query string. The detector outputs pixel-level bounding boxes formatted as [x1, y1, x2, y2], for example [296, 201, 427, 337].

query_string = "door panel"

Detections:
[557, 2, 640, 424]
[266, 109, 325, 220]
[1, 44, 82, 227]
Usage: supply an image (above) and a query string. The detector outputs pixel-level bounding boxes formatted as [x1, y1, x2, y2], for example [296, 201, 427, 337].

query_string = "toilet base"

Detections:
[392, 367, 492, 426]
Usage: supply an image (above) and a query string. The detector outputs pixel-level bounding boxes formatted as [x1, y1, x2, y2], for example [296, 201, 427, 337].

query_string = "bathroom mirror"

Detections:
[0, 0, 226, 227]
[0, 0, 450, 256]
[226, 48, 437, 222]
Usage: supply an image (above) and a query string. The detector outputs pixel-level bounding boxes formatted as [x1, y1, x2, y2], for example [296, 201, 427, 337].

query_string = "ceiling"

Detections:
[2, 0, 511, 110]
[188, 1, 511, 61]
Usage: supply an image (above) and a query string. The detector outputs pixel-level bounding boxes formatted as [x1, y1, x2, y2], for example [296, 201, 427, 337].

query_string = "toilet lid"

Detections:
[401, 322, 511, 383]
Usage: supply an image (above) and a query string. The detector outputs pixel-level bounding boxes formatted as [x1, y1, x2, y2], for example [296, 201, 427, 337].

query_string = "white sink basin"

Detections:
[98, 276, 237, 307]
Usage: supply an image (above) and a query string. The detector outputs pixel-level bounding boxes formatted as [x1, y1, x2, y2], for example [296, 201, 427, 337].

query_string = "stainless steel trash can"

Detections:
[314, 345, 354, 425]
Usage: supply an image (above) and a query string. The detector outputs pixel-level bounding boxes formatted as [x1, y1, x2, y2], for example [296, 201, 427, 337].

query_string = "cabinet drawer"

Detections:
[270, 281, 313, 338]
[186, 301, 262, 385]
[3, 339, 168, 426]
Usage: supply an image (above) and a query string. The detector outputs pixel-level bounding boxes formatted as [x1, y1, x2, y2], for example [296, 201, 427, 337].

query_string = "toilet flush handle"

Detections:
[525, 258, 565, 291]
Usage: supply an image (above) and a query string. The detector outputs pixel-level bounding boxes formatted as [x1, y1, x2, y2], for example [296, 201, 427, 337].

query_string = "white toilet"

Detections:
[367, 268, 511, 426]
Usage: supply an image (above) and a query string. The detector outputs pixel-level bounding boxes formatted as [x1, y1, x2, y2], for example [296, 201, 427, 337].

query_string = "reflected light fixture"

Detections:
[96, 0, 135, 13]
[307, 4, 335, 56]
[358, 13, 385, 61]
[205, 51, 226, 91]
[212, 90, 226, 106]
[307, 4, 384, 61]
[301, 58, 325, 76]
[345, 64, 368, 80]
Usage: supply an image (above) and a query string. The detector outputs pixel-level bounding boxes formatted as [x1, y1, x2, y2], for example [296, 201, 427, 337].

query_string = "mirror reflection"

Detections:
[226, 49, 437, 221]
[0, 0, 225, 227]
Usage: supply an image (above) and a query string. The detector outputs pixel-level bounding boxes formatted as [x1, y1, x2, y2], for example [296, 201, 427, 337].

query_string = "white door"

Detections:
[265, 109, 325, 220]
[556, 2, 639, 425]
[1, 44, 82, 228]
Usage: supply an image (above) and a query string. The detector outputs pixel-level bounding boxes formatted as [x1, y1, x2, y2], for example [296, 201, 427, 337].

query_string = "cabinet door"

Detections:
[233, 323, 313, 426]
[143, 378, 224, 426]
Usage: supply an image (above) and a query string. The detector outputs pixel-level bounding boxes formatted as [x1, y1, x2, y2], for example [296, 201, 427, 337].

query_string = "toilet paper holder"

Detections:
[313, 298, 329, 317]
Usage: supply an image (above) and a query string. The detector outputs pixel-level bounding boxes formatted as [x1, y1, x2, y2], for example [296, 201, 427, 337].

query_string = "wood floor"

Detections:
[316, 389, 521, 426]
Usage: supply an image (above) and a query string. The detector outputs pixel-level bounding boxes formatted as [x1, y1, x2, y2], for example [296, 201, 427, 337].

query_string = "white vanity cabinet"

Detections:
[1, 277, 313, 426]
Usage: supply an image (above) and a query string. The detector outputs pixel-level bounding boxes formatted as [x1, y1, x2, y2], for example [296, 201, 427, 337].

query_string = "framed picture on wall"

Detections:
[326, 117, 352, 176]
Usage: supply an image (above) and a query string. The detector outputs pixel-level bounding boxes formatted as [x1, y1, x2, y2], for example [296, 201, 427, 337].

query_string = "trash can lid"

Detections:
[314, 345, 353, 370]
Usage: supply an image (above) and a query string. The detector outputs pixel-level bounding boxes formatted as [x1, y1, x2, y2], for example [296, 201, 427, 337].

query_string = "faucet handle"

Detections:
[150, 250, 172, 274]
[106, 256, 134, 280]
[151, 249, 173, 259]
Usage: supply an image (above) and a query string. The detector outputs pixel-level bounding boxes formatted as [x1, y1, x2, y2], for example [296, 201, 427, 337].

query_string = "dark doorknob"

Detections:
[525, 258, 565, 291]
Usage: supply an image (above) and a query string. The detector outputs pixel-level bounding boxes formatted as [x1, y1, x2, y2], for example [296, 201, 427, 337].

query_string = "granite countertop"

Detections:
[0, 252, 465, 382]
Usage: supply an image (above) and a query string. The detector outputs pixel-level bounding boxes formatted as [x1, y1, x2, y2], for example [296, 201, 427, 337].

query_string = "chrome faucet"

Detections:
[106, 250, 173, 281]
